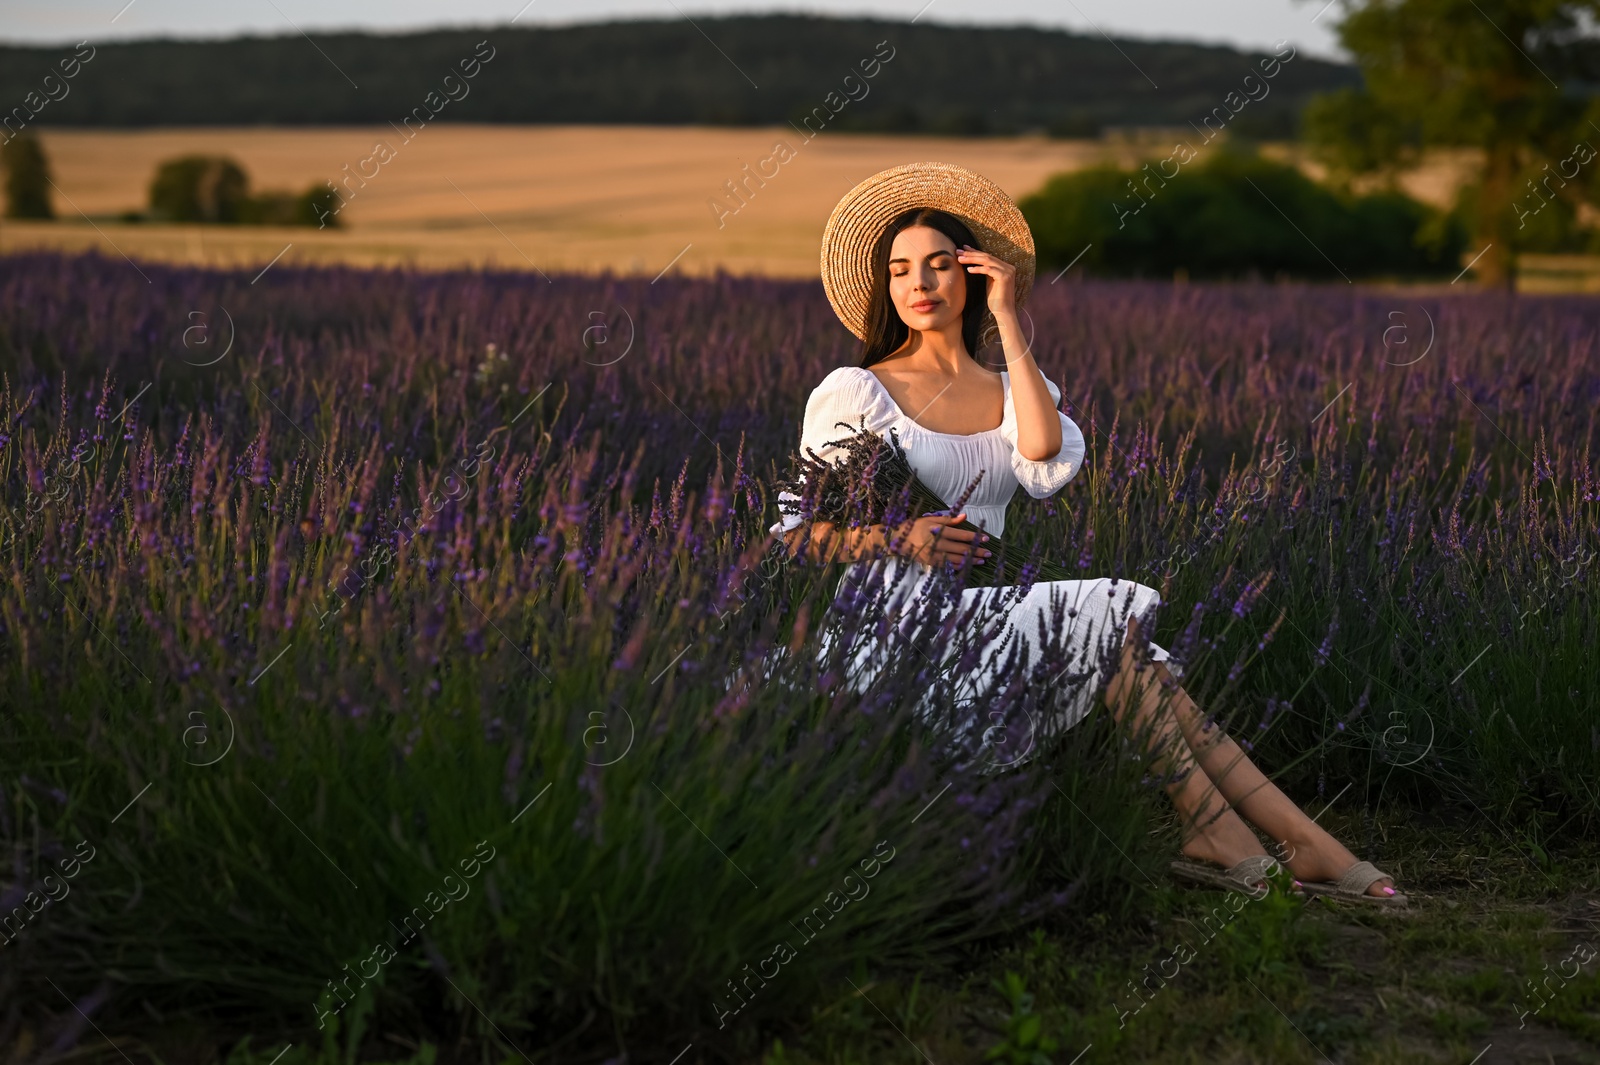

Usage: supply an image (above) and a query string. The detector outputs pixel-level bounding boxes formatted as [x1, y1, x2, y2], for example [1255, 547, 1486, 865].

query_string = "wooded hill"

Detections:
[0, 16, 1356, 135]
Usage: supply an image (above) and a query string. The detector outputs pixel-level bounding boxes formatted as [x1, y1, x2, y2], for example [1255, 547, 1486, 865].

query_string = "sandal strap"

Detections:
[1334, 860, 1389, 895]
[1227, 854, 1282, 888]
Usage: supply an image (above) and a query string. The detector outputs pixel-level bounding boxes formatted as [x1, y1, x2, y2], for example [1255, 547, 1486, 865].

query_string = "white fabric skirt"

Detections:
[817, 556, 1180, 769]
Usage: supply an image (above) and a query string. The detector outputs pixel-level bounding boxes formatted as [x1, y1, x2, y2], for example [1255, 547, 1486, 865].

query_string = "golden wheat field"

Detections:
[11, 124, 1589, 287]
[0, 124, 1505, 281]
[0, 125, 1107, 278]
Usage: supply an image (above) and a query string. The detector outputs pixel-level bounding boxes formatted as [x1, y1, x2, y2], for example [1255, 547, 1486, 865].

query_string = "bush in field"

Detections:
[240, 184, 342, 228]
[0, 253, 1594, 1059]
[1021, 150, 1466, 279]
[2, 132, 53, 219]
[149, 155, 253, 223]
[148, 154, 339, 227]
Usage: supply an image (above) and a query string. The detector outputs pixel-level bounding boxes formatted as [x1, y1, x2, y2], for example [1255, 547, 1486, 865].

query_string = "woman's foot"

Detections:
[1179, 808, 1289, 891]
[1277, 826, 1399, 899]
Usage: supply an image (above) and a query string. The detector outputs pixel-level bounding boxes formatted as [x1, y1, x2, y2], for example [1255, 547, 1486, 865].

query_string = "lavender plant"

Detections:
[0, 251, 1594, 1059]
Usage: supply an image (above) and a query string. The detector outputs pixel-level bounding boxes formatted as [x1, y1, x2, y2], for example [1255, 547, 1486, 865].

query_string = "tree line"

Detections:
[0, 16, 1356, 136]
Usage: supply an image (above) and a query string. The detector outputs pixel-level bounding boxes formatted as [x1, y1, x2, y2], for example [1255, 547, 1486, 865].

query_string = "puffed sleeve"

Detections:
[1001, 372, 1086, 500]
[770, 367, 897, 536]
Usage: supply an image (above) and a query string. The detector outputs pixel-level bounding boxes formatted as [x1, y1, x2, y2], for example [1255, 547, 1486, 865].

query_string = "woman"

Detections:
[771, 162, 1404, 904]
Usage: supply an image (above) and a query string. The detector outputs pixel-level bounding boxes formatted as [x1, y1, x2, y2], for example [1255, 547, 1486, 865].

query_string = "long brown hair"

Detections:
[858, 208, 989, 369]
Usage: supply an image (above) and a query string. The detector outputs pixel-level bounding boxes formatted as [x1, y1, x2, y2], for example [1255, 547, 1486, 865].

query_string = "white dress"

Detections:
[770, 366, 1180, 765]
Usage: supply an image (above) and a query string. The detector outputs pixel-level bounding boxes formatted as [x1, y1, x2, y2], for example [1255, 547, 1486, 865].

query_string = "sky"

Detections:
[1, 0, 1348, 58]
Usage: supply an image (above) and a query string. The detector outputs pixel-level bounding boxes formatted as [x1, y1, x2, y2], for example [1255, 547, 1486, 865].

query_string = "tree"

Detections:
[149, 156, 251, 223]
[2, 133, 54, 219]
[1305, 0, 1600, 287]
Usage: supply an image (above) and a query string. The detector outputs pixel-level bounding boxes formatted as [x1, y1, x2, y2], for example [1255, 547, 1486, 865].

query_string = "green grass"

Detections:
[737, 817, 1600, 1065]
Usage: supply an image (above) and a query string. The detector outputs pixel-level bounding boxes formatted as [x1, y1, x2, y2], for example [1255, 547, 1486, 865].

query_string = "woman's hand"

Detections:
[891, 512, 991, 567]
[778, 514, 993, 568]
[955, 245, 1017, 321]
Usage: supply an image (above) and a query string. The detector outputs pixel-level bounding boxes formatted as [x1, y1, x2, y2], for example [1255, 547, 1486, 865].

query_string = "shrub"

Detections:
[1020, 149, 1466, 279]
[300, 183, 342, 228]
[1, 132, 53, 219]
[149, 154, 253, 223]
[240, 189, 301, 225]
[149, 154, 337, 227]
[240, 184, 342, 228]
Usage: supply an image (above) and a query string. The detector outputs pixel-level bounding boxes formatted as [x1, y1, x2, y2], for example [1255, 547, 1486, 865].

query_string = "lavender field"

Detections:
[1, 251, 1597, 1063]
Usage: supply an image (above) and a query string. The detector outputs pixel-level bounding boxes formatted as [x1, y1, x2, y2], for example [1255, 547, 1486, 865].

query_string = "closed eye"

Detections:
[891, 254, 954, 277]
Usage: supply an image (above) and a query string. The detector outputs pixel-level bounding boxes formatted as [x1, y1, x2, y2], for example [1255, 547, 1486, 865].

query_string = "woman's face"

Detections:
[887, 224, 967, 332]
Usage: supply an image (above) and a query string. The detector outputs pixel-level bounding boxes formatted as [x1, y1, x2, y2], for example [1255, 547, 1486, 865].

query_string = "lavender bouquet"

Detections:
[773, 421, 1074, 589]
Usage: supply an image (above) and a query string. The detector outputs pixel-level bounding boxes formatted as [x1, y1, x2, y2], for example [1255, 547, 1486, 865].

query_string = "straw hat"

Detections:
[820, 160, 1036, 340]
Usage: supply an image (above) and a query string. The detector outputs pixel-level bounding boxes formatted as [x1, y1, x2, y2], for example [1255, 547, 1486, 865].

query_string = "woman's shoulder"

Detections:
[813, 365, 878, 393]
[802, 366, 896, 431]
[807, 366, 889, 409]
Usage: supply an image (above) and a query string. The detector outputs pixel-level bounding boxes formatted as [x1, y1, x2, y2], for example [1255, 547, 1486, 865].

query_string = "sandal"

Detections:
[1297, 860, 1408, 906]
[1169, 854, 1289, 898]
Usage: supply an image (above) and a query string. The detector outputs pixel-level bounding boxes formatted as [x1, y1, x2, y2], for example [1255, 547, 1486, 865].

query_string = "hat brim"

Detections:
[820, 161, 1036, 341]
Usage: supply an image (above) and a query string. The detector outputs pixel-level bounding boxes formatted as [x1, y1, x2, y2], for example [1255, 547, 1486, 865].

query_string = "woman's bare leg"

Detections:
[1107, 616, 1398, 898]
[1100, 628, 1276, 878]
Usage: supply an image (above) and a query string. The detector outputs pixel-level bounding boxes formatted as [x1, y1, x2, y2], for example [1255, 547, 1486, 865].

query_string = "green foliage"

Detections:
[1302, 86, 1424, 175]
[147, 154, 340, 227]
[241, 184, 344, 228]
[767, 828, 1600, 1063]
[1444, 967, 1514, 1005]
[1425, 1002, 1492, 1040]
[1205, 866, 1319, 982]
[1, 132, 53, 219]
[1324, 0, 1594, 148]
[1020, 149, 1465, 279]
[301, 183, 342, 228]
[240, 190, 297, 226]
[1305, 0, 1600, 283]
[1457, 175, 1595, 254]
[1470, 133, 1600, 253]
[1023, 721, 1172, 921]
[985, 972, 1060, 1065]
[148, 154, 252, 223]
[2, 557, 1048, 1057]
[1546, 968, 1600, 1039]
[0, 17, 1356, 133]
[223, 1030, 438, 1065]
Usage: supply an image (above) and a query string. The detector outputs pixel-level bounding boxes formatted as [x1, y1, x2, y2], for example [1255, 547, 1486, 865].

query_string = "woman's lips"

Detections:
[909, 300, 940, 312]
